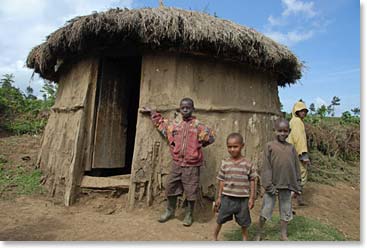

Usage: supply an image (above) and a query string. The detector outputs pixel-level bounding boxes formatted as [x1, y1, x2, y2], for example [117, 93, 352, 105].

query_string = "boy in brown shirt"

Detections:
[213, 133, 257, 241]
[255, 119, 301, 241]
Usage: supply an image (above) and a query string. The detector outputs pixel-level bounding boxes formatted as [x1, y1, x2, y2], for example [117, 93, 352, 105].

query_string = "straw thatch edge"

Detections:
[26, 7, 303, 86]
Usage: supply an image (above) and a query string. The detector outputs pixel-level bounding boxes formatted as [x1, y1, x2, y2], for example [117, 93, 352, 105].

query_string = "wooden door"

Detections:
[92, 58, 129, 168]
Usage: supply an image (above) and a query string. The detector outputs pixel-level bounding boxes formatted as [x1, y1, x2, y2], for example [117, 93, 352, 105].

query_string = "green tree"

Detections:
[26, 86, 37, 100]
[327, 105, 333, 116]
[327, 96, 341, 117]
[331, 96, 341, 106]
[0, 74, 25, 115]
[0, 73, 57, 135]
[309, 103, 316, 114]
[40, 80, 57, 108]
[351, 107, 360, 116]
[0, 73, 15, 88]
[341, 111, 352, 119]
[317, 105, 327, 118]
[340, 110, 359, 125]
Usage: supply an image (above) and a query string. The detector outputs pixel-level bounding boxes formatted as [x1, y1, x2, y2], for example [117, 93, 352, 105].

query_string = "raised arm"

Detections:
[140, 107, 171, 139]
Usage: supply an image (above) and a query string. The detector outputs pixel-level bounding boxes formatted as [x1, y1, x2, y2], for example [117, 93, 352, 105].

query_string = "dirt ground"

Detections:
[0, 135, 360, 241]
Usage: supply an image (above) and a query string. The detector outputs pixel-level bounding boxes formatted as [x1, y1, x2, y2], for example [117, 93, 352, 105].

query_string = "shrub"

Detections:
[0, 74, 57, 135]
[340, 111, 360, 125]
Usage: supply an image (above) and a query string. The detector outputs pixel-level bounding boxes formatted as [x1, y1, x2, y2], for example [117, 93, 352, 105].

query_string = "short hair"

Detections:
[274, 118, 290, 129]
[180, 97, 194, 107]
[226, 132, 244, 144]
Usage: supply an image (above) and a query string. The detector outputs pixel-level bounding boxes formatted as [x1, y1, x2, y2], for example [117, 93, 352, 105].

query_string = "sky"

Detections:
[0, 0, 361, 116]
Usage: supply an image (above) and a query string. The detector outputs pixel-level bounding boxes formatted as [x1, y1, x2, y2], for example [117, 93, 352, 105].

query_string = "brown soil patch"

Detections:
[0, 134, 41, 170]
[0, 135, 360, 241]
[292, 182, 360, 240]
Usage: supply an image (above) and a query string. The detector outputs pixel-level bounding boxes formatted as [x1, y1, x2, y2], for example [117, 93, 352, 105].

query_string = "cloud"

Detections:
[0, 59, 44, 95]
[267, 15, 285, 26]
[264, 0, 321, 46]
[61, 0, 134, 22]
[0, 0, 133, 96]
[0, 0, 47, 19]
[314, 97, 327, 108]
[281, 0, 316, 18]
[265, 30, 314, 46]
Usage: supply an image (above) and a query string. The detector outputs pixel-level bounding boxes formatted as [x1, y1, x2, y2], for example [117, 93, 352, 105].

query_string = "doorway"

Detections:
[86, 56, 141, 177]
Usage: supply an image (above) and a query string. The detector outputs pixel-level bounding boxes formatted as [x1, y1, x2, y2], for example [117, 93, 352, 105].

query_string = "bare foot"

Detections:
[280, 235, 289, 241]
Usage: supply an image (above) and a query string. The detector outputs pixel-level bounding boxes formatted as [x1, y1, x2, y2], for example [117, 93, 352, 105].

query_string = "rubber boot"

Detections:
[280, 220, 289, 241]
[182, 200, 195, 226]
[254, 216, 266, 241]
[158, 196, 177, 223]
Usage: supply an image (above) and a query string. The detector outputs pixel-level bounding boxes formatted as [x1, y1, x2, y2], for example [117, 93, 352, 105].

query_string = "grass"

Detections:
[2, 117, 47, 135]
[224, 215, 346, 241]
[308, 150, 359, 186]
[0, 161, 44, 197]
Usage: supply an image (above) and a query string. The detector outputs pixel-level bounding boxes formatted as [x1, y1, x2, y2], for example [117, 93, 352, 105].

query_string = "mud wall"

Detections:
[37, 58, 98, 205]
[128, 52, 281, 207]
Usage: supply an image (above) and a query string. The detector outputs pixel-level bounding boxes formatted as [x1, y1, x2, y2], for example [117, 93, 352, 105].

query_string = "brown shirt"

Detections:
[217, 157, 257, 197]
[261, 140, 301, 193]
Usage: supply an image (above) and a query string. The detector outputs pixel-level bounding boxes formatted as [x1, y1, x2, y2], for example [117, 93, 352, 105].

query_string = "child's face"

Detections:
[296, 109, 308, 119]
[227, 137, 244, 159]
[179, 100, 194, 119]
[275, 121, 290, 142]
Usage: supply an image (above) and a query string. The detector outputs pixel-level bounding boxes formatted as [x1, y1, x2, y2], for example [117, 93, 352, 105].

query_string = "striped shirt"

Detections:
[217, 157, 258, 197]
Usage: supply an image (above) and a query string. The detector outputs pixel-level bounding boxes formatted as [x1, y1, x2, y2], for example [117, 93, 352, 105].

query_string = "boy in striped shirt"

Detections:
[213, 133, 257, 241]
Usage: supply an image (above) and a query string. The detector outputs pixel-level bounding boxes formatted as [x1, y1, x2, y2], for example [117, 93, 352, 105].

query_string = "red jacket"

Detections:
[151, 112, 215, 166]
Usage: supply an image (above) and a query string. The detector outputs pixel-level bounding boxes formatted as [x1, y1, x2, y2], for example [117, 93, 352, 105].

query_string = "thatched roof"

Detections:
[26, 7, 302, 86]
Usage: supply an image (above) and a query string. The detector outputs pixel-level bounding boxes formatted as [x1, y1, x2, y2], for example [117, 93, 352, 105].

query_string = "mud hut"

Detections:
[26, 7, 302, 207]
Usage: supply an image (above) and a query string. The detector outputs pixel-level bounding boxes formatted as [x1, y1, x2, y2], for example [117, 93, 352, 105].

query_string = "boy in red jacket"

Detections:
[141, 97, 215, 226]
